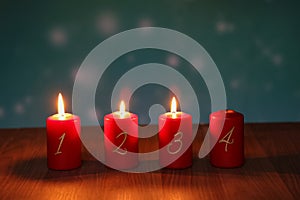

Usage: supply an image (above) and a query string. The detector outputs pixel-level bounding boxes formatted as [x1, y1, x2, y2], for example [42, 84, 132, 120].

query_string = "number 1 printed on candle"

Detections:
[54, 133, 66, 155]
[167, 132, 183, 155]
[113, 132, 127, 155]
[219, 127, 235, 152]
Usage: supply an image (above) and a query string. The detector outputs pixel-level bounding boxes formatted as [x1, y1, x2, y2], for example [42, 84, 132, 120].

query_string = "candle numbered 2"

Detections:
[104, 101, 138, 170]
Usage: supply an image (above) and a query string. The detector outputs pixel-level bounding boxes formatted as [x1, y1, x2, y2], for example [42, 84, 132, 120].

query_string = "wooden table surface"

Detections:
[0, 123, 299, 199]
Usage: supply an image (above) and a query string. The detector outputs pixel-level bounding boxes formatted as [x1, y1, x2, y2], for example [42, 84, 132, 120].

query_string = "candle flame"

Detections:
[119, 100, 125, 117]
[171, 97, 177, 119]
[58, 93, 65, 117]
[171, 97, 177, 113]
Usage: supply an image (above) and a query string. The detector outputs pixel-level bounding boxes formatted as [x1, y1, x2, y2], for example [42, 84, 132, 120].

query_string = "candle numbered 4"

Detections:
[209, 109, 244, 168]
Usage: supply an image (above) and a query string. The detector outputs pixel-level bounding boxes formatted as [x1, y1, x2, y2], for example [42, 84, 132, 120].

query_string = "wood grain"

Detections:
[0, 123, 299, 199]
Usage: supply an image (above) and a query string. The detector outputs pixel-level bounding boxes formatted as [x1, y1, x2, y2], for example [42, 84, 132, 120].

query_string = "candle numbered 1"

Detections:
[104, 101, 138, 170]
[159, 97, 192, 169]
[46, 93, 81, 170]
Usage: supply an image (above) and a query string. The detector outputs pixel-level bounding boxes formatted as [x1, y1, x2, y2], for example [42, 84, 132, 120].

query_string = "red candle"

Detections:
[209, 109, 244, 168]
[46, 93, 81, 170]
[159, 97, 192, 169]
[104, 101, 138, 169]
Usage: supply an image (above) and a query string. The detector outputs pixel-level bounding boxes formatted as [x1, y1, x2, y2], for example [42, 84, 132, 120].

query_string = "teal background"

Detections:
[1, 0, 299, 128]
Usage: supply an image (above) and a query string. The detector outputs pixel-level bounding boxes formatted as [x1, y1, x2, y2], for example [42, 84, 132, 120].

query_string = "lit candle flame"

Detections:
[58, 93, 65, 118]
[171, 97, 177, 113]
[119, 100, 125, 118]
[171, 97, 177, 118]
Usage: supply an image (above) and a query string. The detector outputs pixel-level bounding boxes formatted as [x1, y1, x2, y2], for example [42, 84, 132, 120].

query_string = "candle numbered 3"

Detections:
[159, 97, 193, 169]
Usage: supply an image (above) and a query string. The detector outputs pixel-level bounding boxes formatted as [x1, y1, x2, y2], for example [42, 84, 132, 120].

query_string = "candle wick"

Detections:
[59, 113, 65, 119]
[171, 111, 177, 119]
[119, 111, 125, 119]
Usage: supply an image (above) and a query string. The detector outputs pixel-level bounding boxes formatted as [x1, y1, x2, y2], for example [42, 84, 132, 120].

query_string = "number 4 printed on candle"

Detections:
[219, 127, 234, 152]
[54, 133, 66, 155]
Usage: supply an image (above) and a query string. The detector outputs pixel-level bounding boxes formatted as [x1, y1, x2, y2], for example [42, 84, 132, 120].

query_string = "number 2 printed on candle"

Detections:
[113, 132, 127, 155]
[219, 127, 235, 152]
[167, 132, 183, 155]
[54, 133, 66, 155]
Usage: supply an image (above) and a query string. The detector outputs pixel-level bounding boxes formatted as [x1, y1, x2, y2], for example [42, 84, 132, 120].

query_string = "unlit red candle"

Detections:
[104, 101, 138, 169]
[209, 109, 244, 168]
[46, 93, 81, 170]
[159, 97, 192, 169]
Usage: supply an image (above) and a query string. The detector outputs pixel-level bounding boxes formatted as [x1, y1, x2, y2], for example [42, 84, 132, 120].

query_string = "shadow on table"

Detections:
[10, 153, 300, 181]
[10, 156, 116, 182]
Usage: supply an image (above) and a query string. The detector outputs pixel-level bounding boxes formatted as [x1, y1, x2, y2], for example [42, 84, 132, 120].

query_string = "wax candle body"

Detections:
[209, 109, 244, 168]
[159, 112, 192, 169]
[46, 113, 81, 170]
[104, 113, 138, 169]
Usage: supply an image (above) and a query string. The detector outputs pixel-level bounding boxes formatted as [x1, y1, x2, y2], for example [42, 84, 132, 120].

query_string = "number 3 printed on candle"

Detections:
[54, 133, 66, 155]
[113, 132, 127, 155]
[167, 132, 183, 155]
[219, 127, 235, 152]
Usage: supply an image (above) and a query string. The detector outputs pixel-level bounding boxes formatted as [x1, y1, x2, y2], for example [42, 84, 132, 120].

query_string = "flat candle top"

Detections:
[49, 113, 75, 120]
[210, 109, 243, 119]
[161, 112, 191, 119]
[112, 111, 131, 119]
